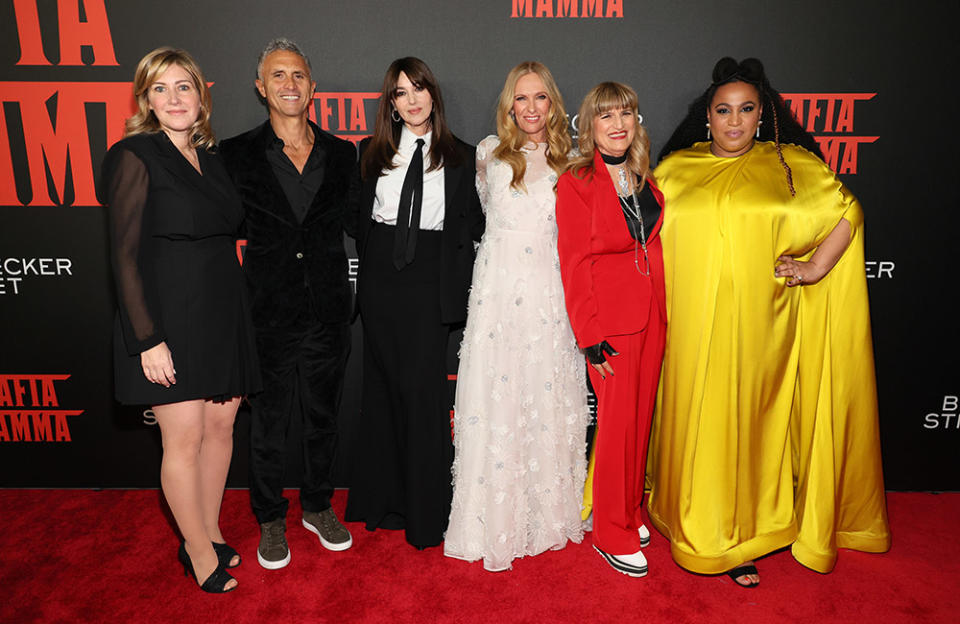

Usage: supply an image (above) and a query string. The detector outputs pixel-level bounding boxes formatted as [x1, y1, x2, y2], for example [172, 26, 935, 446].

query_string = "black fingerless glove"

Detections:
[584, 340, 618, 365]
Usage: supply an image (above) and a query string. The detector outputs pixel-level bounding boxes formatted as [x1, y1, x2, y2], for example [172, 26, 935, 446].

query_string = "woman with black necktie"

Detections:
[345, 57, 485, 549]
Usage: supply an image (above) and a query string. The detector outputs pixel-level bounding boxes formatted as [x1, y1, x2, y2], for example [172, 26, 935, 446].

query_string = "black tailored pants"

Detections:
[345, 223, 453, 549]
[248, 321, 351, 524]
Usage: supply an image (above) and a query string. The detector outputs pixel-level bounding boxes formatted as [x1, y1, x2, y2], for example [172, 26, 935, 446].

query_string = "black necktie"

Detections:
[393, 138, 425, 270]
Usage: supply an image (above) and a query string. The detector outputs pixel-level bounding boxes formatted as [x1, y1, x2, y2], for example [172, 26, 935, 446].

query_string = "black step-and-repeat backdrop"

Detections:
[1, 1, 956, 490]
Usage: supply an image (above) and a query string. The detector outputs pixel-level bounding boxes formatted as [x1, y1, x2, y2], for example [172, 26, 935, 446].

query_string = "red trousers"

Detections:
[588, 298, 666, 555]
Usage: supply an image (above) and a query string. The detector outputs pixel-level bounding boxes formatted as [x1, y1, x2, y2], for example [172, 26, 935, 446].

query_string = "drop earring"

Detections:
[756, 120, 762, 139]
[706, 122, 711, 140]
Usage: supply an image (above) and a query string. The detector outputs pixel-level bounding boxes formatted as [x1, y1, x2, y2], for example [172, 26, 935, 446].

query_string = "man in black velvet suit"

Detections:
[219, 38, 357, 569]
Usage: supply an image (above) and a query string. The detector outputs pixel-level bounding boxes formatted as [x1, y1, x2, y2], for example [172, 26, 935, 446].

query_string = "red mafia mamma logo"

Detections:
[781, 93, 877, 175]
[2, 0, 131, 207]
[310, 92, 380, 146]
[511, 0, 624, 17]
[0, 374, 83, 442]
[2, 1, 384, 206]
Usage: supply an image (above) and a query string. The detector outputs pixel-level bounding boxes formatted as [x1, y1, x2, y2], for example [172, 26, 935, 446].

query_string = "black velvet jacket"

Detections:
[220, 121, 359, 329]
[355, 136, 485, 325]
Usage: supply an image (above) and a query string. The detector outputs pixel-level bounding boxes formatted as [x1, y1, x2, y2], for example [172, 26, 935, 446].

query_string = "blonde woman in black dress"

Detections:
[101, 47, 259, 593]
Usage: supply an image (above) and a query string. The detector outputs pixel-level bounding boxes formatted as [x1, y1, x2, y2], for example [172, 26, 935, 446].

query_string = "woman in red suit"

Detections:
[556, 82, 665, 578]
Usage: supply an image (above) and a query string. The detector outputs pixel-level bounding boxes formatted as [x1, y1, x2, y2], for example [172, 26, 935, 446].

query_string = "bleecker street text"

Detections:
[0, 257, 74, 295]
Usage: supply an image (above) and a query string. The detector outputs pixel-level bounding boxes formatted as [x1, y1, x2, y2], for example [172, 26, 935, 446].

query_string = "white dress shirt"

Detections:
[372, 126, 446, 230]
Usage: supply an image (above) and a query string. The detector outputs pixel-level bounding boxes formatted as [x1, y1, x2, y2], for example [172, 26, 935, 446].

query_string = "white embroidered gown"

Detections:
[444, 136, 589, 571]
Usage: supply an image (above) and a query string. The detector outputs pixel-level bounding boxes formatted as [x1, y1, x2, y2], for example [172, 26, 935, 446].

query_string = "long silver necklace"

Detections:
[616, 166, 650, 275]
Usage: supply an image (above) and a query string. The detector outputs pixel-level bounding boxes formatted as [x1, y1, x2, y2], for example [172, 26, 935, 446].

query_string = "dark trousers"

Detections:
[249, 321, 351, 524]
[345, 223, 453, 548]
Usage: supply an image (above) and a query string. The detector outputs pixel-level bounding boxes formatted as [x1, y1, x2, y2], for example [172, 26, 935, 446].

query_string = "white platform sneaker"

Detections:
[594, 545, 648, 577]
[638, 523, 650, 548]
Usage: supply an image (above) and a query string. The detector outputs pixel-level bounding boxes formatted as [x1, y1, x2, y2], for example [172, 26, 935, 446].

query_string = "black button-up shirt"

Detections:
[265, 125, 326, 224]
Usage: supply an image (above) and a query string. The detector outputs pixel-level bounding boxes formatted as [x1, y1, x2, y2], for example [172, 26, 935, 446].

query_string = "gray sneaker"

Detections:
[257, 518, 291, 569]
[302, 508, 353, 551]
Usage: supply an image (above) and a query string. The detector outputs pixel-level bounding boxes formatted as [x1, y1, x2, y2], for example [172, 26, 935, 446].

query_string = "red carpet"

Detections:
[0, 490, 956, 623]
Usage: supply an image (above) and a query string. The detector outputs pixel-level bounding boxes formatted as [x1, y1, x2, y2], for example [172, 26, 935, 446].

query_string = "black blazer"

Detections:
[100, 132, 260, 405]
[220, 121, 358, 329]
[355, 136, 485, 325]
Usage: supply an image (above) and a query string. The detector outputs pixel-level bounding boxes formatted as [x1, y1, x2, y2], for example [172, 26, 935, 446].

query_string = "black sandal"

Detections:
[178, 542, 237, 593]
[726, 563, 759, 588]
[212, 541, 241, 568]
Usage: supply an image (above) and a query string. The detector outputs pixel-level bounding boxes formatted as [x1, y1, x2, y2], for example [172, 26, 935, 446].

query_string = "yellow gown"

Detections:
[647, 141, 890, 574]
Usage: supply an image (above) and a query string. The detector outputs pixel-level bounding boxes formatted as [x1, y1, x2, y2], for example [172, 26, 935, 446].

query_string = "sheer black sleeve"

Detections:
[103, 146, 164, 355]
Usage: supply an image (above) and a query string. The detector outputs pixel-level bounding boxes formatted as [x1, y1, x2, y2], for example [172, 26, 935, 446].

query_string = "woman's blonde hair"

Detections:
[492, 61, 571, 192]
[124, 47, 215, 150]
[568, 82, 651, 190]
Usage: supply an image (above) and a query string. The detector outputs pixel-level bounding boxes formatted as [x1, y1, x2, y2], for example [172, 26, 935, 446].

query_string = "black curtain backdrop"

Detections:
[0, 0, 956, 490]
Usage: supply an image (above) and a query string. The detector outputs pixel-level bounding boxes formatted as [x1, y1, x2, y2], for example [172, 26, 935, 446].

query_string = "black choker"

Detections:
[600, 152, 627, 165]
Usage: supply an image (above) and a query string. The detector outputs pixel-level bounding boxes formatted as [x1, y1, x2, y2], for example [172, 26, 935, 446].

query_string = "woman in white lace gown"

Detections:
[444, 62, 590, 571]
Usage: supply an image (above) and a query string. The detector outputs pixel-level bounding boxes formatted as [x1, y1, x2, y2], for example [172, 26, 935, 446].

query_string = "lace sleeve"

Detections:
[103, 146, 165, 355]
[474, 135, 497, 215]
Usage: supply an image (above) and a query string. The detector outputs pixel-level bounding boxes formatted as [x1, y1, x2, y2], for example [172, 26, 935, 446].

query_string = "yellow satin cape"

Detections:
[647, 142, 890, 574]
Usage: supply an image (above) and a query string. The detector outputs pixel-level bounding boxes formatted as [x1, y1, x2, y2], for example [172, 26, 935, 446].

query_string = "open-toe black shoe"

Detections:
[212, 541, 241, 568]
[726, 563, 759, 588]
[178, 542, 237, 593]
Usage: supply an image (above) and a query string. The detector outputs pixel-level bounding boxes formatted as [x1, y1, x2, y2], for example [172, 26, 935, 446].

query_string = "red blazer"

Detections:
[556, 151, 666, 349]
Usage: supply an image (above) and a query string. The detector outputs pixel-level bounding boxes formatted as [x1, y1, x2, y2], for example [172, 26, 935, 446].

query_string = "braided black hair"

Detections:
[658, 57, 824, 197]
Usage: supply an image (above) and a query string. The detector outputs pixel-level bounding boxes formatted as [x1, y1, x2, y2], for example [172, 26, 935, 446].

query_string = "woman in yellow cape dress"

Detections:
[647, 57, 890, 587]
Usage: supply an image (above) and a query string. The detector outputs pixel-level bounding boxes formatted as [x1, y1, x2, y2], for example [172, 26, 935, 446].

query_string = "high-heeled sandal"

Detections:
[212, 541, 241, 568]
[178, 542, 237, 593]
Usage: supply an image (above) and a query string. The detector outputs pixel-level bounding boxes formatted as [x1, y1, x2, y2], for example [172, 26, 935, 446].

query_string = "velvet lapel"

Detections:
[301, 123, 333, 227]
[358, 138, 377, 223]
